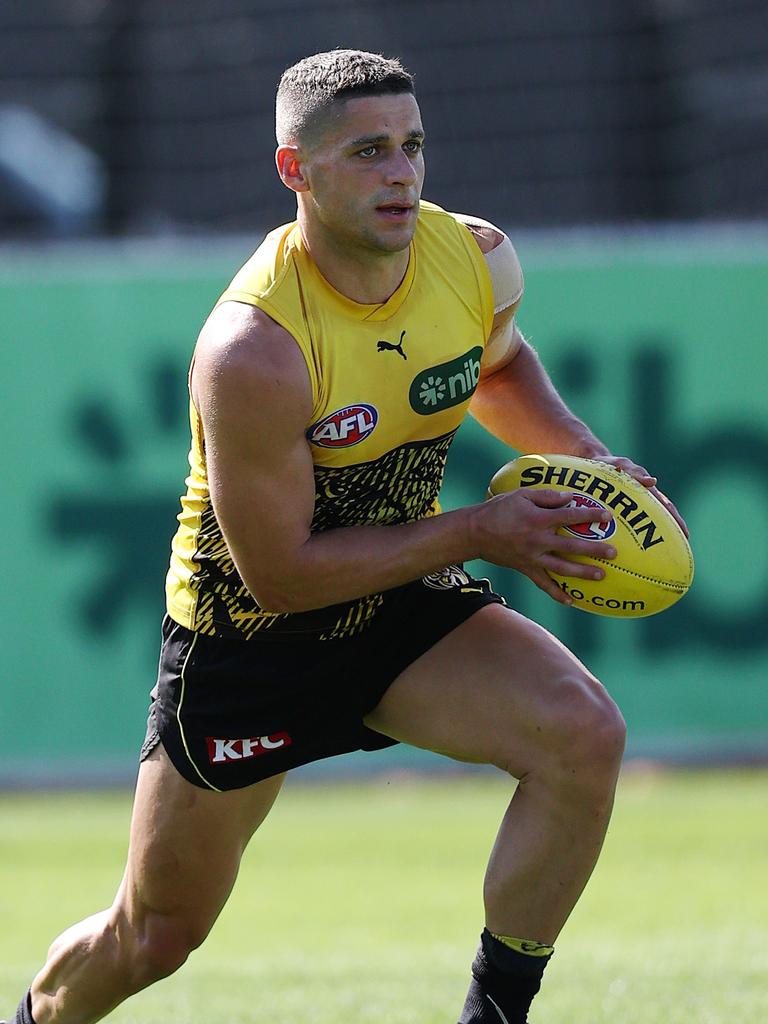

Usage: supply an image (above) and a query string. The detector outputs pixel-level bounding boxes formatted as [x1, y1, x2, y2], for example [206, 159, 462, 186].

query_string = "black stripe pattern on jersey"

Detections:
[188, 429, 458, 640]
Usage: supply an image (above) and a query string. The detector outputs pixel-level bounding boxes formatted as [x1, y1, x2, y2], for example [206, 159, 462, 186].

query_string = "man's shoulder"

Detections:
[419, 206, 523, 317]
[417, 203, 506, 261]
[196, 302, 306, 395]
[448, 211, 506, 254]
[223, 220, 301, 301]
[417, 200, 467, 236]
[215, 219, 312, 346]
[190, 300, 312, 435]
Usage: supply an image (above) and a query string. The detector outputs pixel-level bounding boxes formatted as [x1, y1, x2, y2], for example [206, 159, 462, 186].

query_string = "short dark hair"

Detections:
[276, 49, 415, 144]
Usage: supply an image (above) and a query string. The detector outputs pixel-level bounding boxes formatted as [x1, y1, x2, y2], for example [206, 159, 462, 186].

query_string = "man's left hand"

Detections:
[598, 455, 689, 538]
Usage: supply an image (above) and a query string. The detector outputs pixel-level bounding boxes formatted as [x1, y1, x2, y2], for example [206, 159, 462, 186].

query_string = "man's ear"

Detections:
[275, 145, 310, 193]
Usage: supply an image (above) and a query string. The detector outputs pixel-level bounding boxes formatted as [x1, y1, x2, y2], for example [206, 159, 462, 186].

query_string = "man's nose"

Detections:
[384, 149, 418, 186]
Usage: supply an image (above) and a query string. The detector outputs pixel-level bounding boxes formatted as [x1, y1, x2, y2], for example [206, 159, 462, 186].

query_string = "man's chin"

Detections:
[368, 222, 418, 253]
[375, 235, 414, 254]
[368, 202, 418, 248]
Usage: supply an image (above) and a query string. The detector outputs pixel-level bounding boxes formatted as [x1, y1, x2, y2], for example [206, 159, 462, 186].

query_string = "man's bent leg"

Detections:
[26, 744, 284, 1024]
[364, 603, 626, 1021]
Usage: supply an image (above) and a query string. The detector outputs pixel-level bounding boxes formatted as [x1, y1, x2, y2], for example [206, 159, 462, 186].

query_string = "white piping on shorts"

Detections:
[176, 631, 222, 792]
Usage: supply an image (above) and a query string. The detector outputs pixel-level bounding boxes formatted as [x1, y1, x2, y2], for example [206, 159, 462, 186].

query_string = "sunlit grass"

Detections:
[1, 770, 766, 1022]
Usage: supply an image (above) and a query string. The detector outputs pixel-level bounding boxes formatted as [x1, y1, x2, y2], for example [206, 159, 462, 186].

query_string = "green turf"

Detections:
[1, 769, 766, 1023]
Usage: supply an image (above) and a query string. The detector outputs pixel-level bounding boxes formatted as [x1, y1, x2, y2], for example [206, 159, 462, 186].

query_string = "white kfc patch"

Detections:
[206, 733, 292, 764]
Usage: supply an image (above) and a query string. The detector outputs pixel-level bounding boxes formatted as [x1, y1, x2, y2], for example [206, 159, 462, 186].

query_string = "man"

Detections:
[9, 50, 687, 1024]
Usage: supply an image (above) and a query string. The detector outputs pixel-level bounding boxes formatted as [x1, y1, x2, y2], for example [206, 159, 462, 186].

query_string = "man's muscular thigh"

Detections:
[119, 744, 284, 932]
[364, 603, 620, 777]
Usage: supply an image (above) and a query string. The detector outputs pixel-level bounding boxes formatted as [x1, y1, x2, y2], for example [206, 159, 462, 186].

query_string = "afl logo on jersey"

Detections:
[562, 493, 617, 541]
[307, 404, 379, 448]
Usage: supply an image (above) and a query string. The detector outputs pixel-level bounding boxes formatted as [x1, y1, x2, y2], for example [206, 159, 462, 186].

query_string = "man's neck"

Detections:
[297, 213, 410, 305]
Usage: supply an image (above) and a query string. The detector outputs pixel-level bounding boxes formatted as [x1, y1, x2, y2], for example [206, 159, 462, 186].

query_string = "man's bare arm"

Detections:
[457, 215, 604, 454]
[471, 338, 610, 458]
[191, 303, 618, 612]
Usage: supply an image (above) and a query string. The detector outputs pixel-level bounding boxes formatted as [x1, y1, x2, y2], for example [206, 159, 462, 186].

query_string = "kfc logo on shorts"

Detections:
[206, 733, 292, 764]
[307, 404, 378, 448]
[561, 493, 617, 541]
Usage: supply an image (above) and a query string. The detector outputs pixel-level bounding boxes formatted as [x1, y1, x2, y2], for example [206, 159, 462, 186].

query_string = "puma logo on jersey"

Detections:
[377, 330, 407, 360]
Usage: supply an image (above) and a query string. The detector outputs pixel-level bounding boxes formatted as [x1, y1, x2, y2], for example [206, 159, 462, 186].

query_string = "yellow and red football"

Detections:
[488, 454, 694, 617]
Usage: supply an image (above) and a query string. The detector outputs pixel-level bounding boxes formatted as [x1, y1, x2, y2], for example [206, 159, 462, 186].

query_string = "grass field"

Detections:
[1, 768, 766, 1023]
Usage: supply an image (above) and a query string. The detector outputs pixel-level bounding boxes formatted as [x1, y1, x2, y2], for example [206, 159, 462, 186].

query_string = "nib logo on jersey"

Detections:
[308, 403, 378, 448]
[410, 346, 483, 415]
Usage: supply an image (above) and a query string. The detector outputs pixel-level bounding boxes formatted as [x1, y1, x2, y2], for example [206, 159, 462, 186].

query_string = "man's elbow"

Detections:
[246, 578, 302, 615]
[250, 590, 295, 615]
[230, 540, 316, 614]
[244, 568, 321, 615]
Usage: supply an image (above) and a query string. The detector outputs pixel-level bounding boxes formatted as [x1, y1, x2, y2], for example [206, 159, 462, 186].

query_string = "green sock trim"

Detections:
[489, 932, 555, 957]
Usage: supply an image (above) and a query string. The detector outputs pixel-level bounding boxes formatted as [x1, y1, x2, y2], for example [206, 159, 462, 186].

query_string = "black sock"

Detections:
[458, 929, 552, 1024]
[14, 991, 36, 1024]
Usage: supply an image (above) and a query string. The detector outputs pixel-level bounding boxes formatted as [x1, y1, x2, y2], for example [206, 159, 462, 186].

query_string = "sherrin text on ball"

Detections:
[488, 454, 694, 617]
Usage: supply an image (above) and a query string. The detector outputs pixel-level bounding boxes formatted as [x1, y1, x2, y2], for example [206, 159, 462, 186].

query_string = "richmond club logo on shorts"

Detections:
[307, 404, 378, 448]
[561, 493, 617, 541]
[206, 733, 292, 765]
[422, 565, 471, 590]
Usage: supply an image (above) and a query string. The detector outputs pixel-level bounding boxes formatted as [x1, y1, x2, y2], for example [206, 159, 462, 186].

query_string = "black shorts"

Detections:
[141, 567, 504, 791]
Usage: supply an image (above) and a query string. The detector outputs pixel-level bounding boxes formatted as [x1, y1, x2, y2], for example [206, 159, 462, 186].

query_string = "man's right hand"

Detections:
[471, 489, 618, 605]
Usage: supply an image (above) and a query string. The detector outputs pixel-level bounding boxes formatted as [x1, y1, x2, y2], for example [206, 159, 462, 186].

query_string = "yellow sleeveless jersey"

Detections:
[166, 201, 494, 640]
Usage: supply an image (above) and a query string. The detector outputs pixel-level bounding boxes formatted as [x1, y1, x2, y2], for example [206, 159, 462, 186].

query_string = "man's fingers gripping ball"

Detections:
[597, 456, 689, 537]
[523, 489, 618, 573]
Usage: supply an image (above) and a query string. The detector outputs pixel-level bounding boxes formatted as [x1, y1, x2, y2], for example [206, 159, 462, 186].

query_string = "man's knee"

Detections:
[125, 910, 210, 989]
[498, 669, 626, 782]
[559, 675, 627, 771]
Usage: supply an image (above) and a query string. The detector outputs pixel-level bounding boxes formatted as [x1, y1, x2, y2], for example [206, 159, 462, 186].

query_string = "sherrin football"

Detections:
[487, 454, 694, 618]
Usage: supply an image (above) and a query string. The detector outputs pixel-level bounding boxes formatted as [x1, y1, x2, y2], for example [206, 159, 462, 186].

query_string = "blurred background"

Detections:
[1, 0, 767, 785]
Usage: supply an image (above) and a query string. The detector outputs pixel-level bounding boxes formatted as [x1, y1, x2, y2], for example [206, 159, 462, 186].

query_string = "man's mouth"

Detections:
[376, 202, 414, 218]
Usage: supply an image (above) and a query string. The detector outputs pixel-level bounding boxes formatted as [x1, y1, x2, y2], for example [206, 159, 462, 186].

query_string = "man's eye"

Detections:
[404, 140, 423, 153]
[358, 146, 377, 158]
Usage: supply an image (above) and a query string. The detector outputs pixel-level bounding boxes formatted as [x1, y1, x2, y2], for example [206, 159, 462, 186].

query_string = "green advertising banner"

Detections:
[1, 235, 766, 782]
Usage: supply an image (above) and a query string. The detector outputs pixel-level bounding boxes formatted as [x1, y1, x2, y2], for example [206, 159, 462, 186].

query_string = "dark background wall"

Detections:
[1, 0, 767, 237]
